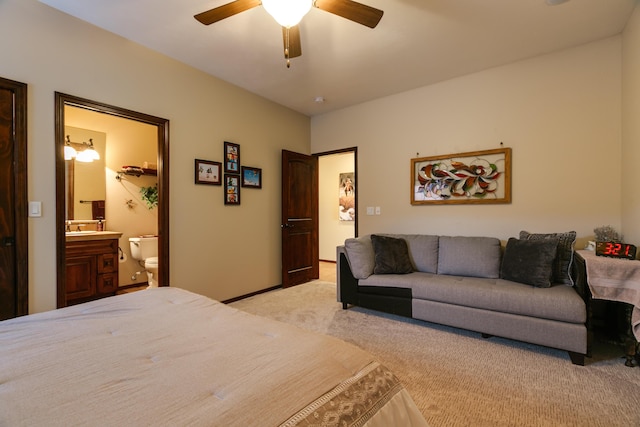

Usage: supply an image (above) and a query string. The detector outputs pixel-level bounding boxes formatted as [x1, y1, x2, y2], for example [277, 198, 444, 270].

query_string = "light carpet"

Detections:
[230, 280, 640, 427]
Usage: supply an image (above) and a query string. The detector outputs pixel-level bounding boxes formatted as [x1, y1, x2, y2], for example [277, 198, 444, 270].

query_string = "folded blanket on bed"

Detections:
[578, 250, 640, 340]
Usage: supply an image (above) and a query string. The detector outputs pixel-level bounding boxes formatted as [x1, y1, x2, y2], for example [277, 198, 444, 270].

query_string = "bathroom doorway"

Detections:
[55, 93, 170, 308]
[316, 147, 357, 263]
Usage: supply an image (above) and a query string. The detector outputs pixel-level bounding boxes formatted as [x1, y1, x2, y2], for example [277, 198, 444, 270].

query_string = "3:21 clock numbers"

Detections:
[595, 241, 637, 260]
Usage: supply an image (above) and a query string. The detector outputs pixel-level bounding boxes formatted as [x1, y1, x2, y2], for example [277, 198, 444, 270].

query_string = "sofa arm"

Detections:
[572, 252, 591, 302]
[572, 251, 593, 357]
[337, 246, 359, 309]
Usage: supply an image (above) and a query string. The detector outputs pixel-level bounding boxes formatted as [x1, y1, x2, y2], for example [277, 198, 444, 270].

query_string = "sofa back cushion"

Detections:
[344, 235, 375, 279]
[437, 236, 501, 278]
[402, 234, 439, 273]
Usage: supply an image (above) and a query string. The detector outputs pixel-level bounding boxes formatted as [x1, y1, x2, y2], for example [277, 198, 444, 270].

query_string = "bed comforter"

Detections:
[0, 287, 427, 426]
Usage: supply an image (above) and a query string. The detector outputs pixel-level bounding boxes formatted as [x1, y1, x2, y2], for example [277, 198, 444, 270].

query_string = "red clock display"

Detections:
[595, 241, 637, 260]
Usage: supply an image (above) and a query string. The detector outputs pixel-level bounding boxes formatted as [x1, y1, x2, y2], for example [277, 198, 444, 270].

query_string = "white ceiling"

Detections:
[39, 0, 636, 116]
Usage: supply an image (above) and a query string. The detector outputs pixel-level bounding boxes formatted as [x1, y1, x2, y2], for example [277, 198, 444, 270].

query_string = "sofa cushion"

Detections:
[359, 272, 586, 324]
[437, 236, 501, 278]
[401, 235, 439, 273]
[371, 234, 414, 275]
[344, 235, 374, 279]
[501, 237, 558, 288]
[520, 230, 577, 285]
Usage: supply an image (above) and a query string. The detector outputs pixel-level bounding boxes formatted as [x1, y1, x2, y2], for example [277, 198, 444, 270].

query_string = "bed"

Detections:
[0, 287, 427, 426]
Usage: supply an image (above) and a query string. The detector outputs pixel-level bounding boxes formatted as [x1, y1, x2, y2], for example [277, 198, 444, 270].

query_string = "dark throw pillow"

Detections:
[371, 234, 414, 275]
[501, 237, 559, 288]
[519, 230, 577, 285]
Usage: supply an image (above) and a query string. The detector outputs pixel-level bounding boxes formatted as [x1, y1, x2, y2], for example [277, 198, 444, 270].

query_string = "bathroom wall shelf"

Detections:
[116, 168, 157, 180]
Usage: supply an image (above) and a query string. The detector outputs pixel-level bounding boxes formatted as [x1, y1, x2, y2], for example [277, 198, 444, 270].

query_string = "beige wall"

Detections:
[311, 37, 623, 249]
[319, 152, 355, 261]
[0, 0, 310, 313]
[622, 5, 640, 245]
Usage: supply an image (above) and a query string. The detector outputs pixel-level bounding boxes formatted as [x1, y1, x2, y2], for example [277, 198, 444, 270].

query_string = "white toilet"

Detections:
[129, 235, 159, 288]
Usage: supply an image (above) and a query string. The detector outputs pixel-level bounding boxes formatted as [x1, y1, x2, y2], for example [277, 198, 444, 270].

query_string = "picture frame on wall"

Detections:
[194, 159, 221, 185]
[241, 166, 262, 189]
[410, 147, 511, 205]
[224, 174, 240, 205]
[224, 141, 240, 173]
[339, 172, 355, 221]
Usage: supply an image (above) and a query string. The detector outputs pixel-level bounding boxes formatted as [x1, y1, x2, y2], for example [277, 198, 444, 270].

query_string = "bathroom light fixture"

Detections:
[261, 0, 312, 27]
[64, 135, 77, 160]
[83, 139, 100, 161]
[66, 136, 100, 163]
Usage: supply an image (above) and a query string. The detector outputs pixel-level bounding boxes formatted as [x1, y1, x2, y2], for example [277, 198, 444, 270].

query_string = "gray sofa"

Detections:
[337, 233, 589, 365]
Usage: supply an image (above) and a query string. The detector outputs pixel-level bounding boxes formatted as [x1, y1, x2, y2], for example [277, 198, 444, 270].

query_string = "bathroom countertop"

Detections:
[65, 231, 123, 242]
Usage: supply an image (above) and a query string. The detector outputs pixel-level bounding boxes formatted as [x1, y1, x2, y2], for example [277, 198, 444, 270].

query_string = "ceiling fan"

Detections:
[195, 0, 384, 67]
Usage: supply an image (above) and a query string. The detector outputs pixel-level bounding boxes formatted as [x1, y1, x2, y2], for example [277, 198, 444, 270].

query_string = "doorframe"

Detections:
[55, 93, 170, 308]
[313, 147, 358, 238]
[0, 77, 28, 316]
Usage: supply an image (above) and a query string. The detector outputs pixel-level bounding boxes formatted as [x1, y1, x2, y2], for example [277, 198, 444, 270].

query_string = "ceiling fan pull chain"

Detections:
[285, 27, 291, 68]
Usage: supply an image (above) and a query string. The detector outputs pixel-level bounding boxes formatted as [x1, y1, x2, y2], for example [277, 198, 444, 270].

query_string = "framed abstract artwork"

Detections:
[411, 147, 511, 205]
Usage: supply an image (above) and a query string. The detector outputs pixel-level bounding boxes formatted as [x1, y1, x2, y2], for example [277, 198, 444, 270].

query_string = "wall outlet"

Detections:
[375, 206, 381, 215]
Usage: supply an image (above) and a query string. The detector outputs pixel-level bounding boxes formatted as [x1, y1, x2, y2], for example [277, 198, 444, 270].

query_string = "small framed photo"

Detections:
[224, 141, 240, 173]
[241, 166, 262, 189]
[195, 159, 221, 185]
[224, 174, 241, 205]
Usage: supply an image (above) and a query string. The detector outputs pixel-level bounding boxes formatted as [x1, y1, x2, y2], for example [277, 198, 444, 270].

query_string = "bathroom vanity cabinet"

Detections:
[65, 233, 122, 306]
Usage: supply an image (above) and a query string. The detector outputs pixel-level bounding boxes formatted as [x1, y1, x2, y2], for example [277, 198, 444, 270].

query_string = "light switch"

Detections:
[366, 206, 374, 215]
[29, 201, 42, 217]
[375, 206, 381, 215]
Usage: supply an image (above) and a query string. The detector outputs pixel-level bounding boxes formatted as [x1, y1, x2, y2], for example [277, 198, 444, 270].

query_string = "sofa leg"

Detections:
[481, 333, 493, 339]
[568, 352, 585, 366]
[342, 302, 348, 309]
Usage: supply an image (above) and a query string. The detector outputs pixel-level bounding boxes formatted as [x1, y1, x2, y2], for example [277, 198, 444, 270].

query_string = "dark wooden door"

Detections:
[0, 77, 28, 320]
[281, 150, 318, 288]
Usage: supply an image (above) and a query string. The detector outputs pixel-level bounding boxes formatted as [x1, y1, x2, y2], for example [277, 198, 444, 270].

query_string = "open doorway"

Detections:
[55, 93, 170, 308]
[316, 147, 357, 272]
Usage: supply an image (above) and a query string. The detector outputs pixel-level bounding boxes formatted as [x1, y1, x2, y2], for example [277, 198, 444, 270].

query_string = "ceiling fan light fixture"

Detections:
[262, 0, 312, 28]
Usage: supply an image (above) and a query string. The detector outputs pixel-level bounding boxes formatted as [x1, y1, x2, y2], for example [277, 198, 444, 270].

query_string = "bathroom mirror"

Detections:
[55, 92, 170, 308]
[64, 124, 107, 220]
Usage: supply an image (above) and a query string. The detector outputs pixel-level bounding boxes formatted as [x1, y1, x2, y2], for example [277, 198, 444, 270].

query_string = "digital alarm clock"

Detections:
[595, 241, 637, 260]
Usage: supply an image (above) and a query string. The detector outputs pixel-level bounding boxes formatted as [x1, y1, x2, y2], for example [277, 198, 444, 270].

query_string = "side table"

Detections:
[574, 250, 640, 367]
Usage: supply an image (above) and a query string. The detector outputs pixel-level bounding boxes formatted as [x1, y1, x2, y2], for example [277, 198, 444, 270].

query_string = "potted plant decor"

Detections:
[140, 185, 158, 210]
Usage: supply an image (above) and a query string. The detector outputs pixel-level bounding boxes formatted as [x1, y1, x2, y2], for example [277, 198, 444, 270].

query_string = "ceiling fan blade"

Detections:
[282, 25, 302, 59]
[314, 0, 383, 28]
[194, 0, 261, 25]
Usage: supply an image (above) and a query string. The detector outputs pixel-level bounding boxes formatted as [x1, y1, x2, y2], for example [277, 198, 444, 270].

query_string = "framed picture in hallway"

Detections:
[339, 172, 355, 221]
[224, 141, 240, 173]
[224, 174, 240, 205]
[411, 147, 511, 205]
[194, 159, 221, 185]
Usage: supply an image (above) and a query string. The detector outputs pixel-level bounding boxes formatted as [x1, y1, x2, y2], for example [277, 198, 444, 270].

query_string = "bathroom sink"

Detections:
[66, 230, 98, 236]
